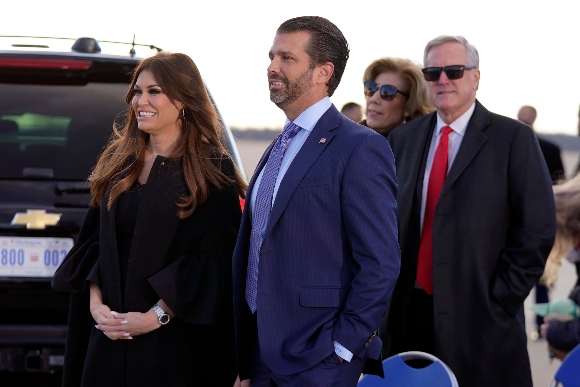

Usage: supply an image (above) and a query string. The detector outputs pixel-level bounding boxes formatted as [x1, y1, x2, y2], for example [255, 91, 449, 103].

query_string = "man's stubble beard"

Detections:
[269, 67, 313, 109]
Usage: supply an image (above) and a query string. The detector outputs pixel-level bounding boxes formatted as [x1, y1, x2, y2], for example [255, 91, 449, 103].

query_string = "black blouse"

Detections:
[115, 181, 143, 293]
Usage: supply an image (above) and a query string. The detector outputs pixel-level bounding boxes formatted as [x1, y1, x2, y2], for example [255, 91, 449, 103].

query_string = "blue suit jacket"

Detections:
[232, 105, 401, 378]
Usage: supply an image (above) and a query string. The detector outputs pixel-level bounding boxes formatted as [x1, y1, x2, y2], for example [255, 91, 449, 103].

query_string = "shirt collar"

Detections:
[285, 96, 331, 132]
[435, 101, 476, 136]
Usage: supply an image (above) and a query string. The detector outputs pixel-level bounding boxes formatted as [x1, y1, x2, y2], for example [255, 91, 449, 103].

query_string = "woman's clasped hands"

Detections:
[92, 304, 160, 340]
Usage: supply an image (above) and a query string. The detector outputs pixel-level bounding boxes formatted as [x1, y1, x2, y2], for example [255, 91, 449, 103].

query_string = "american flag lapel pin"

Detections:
[319, 138, 326, 144]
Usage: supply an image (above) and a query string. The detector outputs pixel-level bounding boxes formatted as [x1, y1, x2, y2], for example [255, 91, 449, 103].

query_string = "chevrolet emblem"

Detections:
[11, 210, 62, 229]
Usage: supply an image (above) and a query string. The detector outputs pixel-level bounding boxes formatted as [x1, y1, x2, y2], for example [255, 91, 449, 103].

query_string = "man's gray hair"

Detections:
[423, 35, 479, 68]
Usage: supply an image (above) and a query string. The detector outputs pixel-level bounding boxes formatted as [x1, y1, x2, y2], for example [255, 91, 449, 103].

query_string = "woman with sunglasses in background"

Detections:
[52, 52, 246, 387]
[361, 57, 433, 137]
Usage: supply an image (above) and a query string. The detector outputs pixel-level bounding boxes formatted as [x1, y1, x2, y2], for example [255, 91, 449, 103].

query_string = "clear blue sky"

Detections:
[4, 1, 579, 134]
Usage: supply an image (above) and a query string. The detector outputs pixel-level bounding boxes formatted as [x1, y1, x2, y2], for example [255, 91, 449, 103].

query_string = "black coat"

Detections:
[537, 137, 564, 183]
[384, 101, 556, 387]
[52, 156, 241, 387]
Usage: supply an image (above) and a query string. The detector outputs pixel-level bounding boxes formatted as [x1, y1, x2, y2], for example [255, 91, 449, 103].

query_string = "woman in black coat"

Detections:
[52, 52, 246, 387]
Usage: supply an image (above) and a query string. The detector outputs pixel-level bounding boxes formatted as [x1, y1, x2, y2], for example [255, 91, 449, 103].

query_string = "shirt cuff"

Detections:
[334, 341, 353, 362]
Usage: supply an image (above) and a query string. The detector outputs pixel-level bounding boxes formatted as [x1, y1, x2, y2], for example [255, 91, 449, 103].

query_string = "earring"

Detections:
[182, 109, 186, 120]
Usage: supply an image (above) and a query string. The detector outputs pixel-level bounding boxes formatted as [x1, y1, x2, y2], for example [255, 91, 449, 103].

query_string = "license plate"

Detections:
[0, 236, 74, 278]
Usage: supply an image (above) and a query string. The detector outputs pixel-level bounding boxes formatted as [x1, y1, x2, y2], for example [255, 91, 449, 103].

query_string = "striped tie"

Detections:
[246, 121, 302, 313]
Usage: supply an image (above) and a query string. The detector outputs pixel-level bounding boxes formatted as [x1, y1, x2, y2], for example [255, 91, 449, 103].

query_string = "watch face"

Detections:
[159, 314, 170, 325]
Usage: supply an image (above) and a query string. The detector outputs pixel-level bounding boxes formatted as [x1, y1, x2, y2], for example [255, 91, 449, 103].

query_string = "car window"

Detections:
[0, 82, 127, 180]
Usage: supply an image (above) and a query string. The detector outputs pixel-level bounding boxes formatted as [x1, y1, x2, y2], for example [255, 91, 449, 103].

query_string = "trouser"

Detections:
[249, 320, 365, 387]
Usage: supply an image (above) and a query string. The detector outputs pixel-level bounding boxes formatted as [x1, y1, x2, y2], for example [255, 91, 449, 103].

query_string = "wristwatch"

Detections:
[151, 304, 170, 325]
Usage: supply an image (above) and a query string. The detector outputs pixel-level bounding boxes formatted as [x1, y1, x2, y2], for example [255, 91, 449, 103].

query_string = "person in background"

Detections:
[340, 101, 363, 122]
[361, 57, 433, 138]
[385, 35, 556, 386]
[576, 104, 580, 174]
[518, 105, 564, 182]
[577, 104, 580, 137]
[232, 16, 400, 387]
[52, 52, 246, 387]
[518, 104, 565, 340]
[542, 287, 580, 359]
[540, 173, 580, 358]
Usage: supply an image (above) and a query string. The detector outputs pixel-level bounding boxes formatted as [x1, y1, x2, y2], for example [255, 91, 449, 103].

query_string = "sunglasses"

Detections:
[421, 65, 476, 81]
[364, 80, 410, 101]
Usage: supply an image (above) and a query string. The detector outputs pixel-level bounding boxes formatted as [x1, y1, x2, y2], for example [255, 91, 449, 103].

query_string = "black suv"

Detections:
[0, 36, 244, 386]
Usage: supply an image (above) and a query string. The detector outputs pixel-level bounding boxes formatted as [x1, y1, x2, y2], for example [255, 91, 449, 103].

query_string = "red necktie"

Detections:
[416, 126, 453, 295]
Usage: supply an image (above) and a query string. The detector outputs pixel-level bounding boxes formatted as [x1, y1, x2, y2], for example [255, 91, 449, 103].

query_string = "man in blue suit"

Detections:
[232, 16, 400, 387]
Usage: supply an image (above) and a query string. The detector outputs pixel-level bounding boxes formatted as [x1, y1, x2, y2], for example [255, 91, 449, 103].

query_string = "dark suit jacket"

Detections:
[52, 156, 241, 387]
[537, 137, 564, 183]
[232, 105, 401, 379]
[385, 101, 556, 387]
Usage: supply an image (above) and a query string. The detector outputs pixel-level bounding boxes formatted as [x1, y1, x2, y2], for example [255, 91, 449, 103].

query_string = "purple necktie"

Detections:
[246, 121, 302, 313]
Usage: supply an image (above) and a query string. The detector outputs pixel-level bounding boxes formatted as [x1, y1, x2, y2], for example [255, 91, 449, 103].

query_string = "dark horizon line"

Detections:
[230, 127, 280, 140]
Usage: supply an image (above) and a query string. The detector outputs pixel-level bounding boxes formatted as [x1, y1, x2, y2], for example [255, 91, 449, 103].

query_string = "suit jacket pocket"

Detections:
[297, 175, 332, 188]
[299, 286, 348, 307]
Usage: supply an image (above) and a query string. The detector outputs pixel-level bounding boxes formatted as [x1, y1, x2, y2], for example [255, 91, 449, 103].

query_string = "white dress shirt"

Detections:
[250, 96, 331, 214]
[420, 102, 476, 230]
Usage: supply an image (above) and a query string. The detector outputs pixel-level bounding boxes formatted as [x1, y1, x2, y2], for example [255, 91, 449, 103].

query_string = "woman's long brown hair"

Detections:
[89, 52, 247, 218]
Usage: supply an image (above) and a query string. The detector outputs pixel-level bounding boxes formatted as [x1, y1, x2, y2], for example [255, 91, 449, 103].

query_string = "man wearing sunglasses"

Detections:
[383, 35, 556, 387]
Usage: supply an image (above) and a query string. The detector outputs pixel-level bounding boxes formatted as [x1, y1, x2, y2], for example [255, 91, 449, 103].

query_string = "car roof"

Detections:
[0, 37, 156, 86]
[0, 36, 159, 62]
[0, 50, 143, 63]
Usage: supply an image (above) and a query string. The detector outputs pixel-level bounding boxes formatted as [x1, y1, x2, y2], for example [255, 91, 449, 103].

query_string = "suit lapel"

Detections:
[396, 114, 436, 253]
[236, 136, 278, 262]
[244, 139, 277, 216]
[441, 100, 489, 196]
[264, 106, 339, 236]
